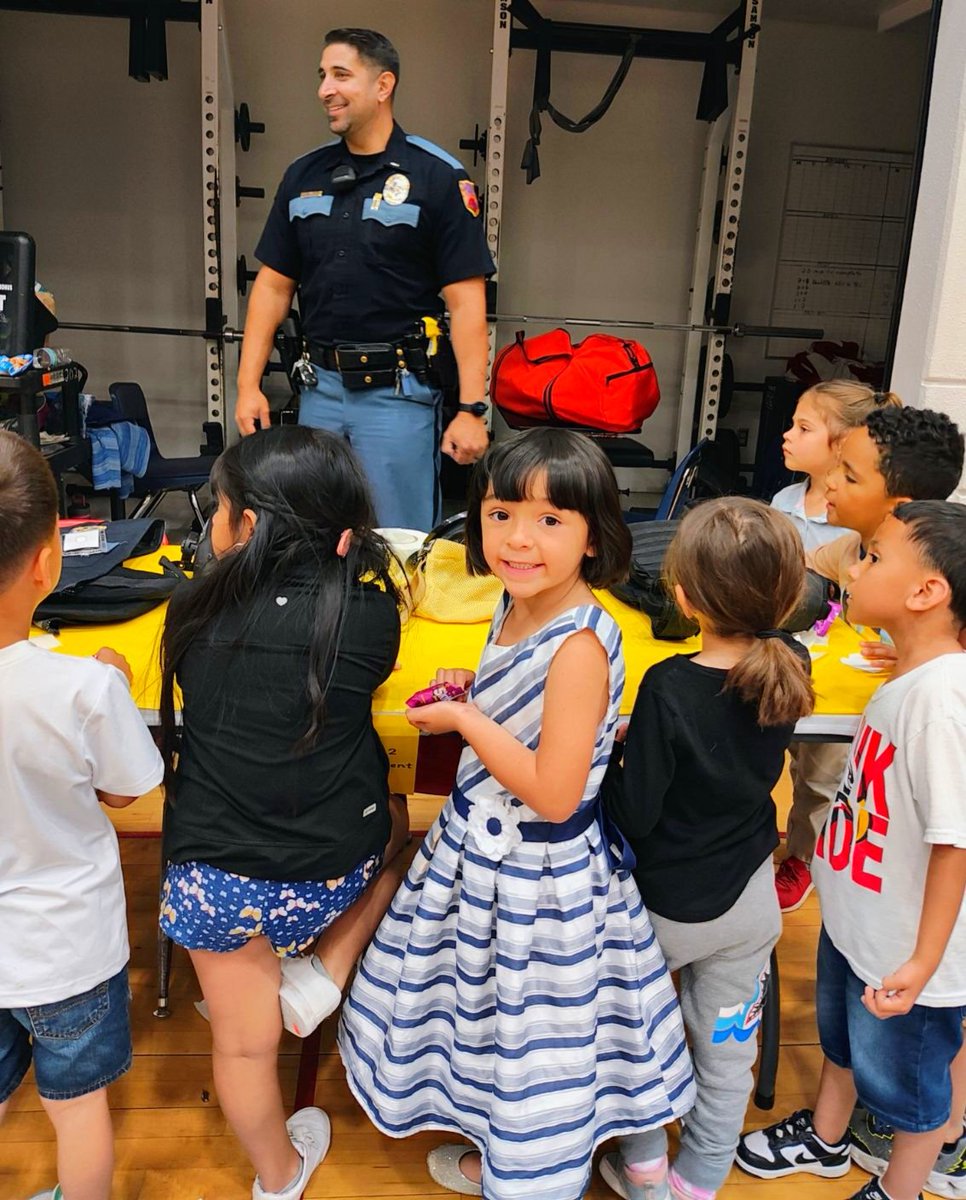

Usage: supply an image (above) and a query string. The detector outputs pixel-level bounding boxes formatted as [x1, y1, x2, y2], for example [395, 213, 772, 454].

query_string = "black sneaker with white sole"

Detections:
[736, 1108, 851, 1179]
[848, 1179, 923, 1200]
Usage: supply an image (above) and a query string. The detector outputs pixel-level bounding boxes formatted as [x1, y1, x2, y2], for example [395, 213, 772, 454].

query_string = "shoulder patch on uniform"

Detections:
[406, 134, 465, 171]
[459, 179, 481, 217]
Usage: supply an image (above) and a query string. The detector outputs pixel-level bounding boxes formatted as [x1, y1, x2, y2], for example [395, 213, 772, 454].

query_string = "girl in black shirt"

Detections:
[159, 427, 406, 1200]
[602, 498, 814, 1200]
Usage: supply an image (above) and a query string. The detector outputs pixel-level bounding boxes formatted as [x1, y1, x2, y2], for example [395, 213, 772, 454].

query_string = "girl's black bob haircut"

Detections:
[464, 428, 631, 588]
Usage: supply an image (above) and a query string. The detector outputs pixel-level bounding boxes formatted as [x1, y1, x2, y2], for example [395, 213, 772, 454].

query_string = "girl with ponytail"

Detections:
[601, 497, 814, 1200]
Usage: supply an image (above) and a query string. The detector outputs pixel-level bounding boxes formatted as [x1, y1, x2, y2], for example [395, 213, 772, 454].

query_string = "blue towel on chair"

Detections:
[89, 423, 151, 498]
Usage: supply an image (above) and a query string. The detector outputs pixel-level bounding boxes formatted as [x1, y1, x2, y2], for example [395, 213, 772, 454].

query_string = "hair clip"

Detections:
[336, 529, 353, 558]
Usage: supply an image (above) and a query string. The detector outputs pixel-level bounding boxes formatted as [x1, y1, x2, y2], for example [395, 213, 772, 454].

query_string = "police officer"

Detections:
[235, 28, 494, 530]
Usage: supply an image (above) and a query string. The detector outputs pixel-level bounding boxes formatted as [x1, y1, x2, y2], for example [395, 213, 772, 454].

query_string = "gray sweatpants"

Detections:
[619, 857, 782, 1193]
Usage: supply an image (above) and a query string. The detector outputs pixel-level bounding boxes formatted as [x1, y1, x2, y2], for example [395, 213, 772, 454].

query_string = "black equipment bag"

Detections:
[35, 518, 185, 628]
[610, 519, 836, 643]
[786, 569, 836, 633]
[609, 520, 698, 641]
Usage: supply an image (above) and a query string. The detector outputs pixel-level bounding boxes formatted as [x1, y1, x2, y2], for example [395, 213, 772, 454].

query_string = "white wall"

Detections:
[891, 0, 966, 501]
[723, 17, 928, 446]
[0, 1, 929, 466]
[0, 12, 205, 452]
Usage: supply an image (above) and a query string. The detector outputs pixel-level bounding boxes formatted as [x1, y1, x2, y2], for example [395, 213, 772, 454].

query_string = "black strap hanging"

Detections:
[520, 22, 640, 184]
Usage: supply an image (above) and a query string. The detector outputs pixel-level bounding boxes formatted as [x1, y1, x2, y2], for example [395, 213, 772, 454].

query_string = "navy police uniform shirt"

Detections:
[255, 122, 494, 345]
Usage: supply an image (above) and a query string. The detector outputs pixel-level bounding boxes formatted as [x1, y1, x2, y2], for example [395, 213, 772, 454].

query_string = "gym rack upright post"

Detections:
[200, 0, 238, 436]
[484, 0, 766, 462]
[682, 0, 763, 459]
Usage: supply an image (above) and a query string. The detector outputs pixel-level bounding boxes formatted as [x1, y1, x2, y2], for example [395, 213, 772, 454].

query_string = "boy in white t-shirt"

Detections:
[0, 431, 164, 1200]
[737, 500, 966, 1200]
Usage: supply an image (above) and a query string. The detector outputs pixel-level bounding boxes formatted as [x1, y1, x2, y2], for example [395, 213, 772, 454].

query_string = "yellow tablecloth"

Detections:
[32, 550, 883, 793]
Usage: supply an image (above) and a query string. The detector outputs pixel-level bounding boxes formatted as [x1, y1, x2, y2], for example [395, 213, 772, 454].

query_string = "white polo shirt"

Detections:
[771, 480, 845, 554]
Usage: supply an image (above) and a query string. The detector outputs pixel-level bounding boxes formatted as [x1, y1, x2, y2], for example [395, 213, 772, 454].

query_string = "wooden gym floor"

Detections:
[1, 782, 877, 1199]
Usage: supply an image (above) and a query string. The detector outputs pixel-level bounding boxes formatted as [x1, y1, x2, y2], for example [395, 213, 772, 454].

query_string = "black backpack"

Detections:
[609, 521, 699, 641]
[609, 519, 835, 642]
[35, 519, 185, 628]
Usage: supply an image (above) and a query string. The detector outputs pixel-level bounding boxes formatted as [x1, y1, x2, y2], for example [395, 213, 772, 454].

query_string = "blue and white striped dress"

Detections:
[339, 597, 694, 1200]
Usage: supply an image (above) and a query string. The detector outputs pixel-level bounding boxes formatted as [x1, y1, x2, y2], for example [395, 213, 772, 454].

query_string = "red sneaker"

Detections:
[776, 856, 814, 912]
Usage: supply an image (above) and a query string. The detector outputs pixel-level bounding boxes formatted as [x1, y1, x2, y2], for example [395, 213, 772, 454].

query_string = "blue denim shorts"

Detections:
[817, 927, 965, 1132]
[0, 967, 131, 1103]
[161, 855, 382, 958]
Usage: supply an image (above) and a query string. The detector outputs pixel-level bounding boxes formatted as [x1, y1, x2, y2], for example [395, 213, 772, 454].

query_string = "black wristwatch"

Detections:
[457, 401, 489, 417]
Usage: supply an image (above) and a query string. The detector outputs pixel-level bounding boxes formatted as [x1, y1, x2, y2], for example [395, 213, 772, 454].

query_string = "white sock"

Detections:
[263, 1147, 305, 1197]
[310, 957, 337, 985]
[813, 1127, 848, 1150]
[625, 1154, 668, 1180]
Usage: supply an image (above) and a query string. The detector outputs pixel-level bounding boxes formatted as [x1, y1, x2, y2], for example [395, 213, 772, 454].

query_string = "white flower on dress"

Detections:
[466, 795, 523, 861]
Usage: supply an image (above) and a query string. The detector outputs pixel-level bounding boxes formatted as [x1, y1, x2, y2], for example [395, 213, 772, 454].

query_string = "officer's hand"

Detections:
[441, 412, 488, 466]
[235, 385, 271, 437]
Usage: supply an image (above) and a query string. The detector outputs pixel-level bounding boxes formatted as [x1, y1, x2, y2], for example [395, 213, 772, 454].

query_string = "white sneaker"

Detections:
[279, 955, 343, 1037]
[252, 1107, 331, 1200]
[195, 955, 342, 1038]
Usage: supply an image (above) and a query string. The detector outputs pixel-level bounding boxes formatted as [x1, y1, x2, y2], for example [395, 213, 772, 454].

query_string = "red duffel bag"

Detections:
[490, 329, 660, 434]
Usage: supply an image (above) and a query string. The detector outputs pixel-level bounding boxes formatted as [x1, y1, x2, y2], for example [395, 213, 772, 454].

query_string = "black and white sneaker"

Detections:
[736, 1108, 851, 1179]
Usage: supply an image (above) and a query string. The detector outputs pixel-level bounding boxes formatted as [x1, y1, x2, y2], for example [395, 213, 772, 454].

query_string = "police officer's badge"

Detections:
[459, 179, 481, 217]
[383, 173, 410, 205]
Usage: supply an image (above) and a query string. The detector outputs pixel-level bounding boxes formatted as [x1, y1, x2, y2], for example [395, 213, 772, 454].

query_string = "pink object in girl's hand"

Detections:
[405, 682, 467, 708]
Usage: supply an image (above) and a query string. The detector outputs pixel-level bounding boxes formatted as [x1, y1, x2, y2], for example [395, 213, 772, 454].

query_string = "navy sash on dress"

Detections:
[451, 784, 635, 872]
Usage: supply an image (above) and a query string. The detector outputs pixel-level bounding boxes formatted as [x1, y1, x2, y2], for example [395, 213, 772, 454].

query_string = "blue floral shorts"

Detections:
[160, 855, 382, 958]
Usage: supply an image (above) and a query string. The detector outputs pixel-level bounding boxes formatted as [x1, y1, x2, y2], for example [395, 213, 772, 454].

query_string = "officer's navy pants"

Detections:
[298, 365, 442, 531]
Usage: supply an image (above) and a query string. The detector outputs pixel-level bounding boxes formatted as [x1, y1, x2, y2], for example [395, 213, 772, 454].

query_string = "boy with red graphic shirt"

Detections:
[738, 501, 966, 1200]
[777, 407, 965, 913]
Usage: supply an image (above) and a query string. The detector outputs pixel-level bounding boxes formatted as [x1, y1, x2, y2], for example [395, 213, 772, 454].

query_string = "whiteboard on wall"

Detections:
[767, 144, 913, 363]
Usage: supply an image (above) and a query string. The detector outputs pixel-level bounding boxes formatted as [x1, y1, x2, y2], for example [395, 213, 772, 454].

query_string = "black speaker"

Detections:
[0, 231, 36, 357]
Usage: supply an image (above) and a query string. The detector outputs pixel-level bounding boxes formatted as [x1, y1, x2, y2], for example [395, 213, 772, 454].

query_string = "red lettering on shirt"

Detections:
[815, 719, 896, 894]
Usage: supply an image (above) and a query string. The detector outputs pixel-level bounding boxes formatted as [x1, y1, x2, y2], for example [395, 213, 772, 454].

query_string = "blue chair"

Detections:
[108, 381, 222, 525]
[653, 437, 711, 521]
[623, 437, 712, 524]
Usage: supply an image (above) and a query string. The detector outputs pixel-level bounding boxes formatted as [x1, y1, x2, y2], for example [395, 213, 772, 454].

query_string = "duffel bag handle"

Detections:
[513, 328, 574, 365]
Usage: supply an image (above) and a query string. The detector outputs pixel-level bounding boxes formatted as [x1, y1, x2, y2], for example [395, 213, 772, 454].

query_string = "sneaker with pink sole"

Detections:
[278, 955, 343, 1038]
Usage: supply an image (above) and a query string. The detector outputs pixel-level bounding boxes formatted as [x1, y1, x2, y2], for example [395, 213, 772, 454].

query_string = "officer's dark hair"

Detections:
[159, 427, 402, 796]
[864, 407, 964, 500]
[324, 28, 400, 96]
[464, 428, 632, 589]
[0, 429, 58, 590]
[892, 500, 966, 627]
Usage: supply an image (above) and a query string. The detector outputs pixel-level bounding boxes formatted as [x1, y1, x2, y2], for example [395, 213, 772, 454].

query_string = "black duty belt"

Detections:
[309, 337, 431, 390]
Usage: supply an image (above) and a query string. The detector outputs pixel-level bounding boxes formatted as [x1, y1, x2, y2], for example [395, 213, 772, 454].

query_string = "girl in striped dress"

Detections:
[339, 429, 694, 1199]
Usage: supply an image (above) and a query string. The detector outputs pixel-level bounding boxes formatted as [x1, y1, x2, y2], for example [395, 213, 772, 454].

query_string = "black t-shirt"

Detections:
[162, 578, 400, 882]
[255, 121, 495, 344]
[604, 655, 798, 922]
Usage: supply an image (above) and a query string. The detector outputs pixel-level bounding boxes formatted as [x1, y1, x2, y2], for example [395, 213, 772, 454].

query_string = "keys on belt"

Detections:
[293, 357, 318, 388]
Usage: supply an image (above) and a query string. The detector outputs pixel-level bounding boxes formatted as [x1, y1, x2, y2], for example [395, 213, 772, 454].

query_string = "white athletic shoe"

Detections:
[194, 955, 342, 1038]
[251, 1107, 331, 1200]
[278, 955, 343, 1038]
